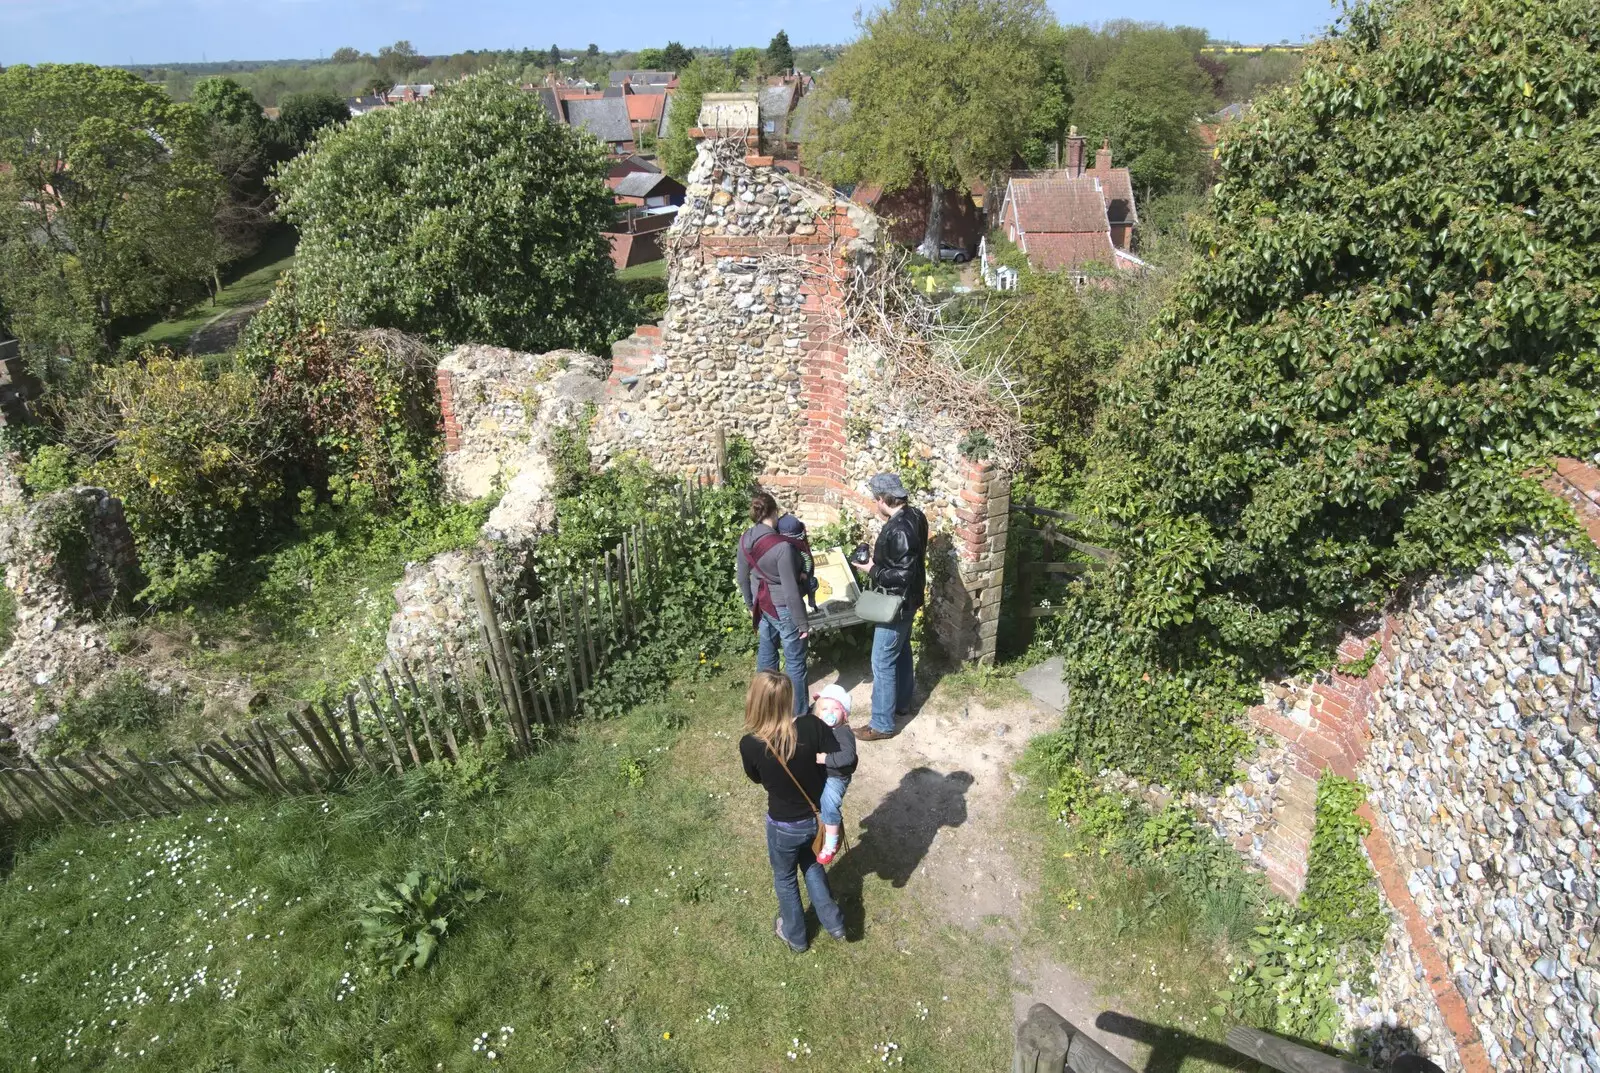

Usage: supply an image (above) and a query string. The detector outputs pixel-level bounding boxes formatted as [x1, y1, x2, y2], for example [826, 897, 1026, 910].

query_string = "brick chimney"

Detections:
[1064, 125, 1086, 177]
[1095, 139, 1113, 172]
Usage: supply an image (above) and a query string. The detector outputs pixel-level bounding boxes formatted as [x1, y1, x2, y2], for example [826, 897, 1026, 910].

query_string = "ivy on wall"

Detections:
[1045, 0, 1600, 787]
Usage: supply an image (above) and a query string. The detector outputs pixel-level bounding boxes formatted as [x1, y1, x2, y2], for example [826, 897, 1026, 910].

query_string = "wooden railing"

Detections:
[1015, 1004, 1442, 1073]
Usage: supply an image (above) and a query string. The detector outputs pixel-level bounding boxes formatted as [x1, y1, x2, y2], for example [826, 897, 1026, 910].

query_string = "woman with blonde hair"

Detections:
[739, 670, 846, 951]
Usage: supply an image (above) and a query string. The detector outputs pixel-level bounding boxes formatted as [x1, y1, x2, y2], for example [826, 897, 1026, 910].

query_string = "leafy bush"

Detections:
[619, 275, 668, 324]
[48, 671, 182, 753]
[274, 75, 630, 353]
[67, 352, 291, 606]
[240, 302, 443, 513]
[1218, 773, 1386, 1041]
[17, 444, 77, 495]
[1046, 0, 1600, 786]
[530, 443, 758, 720]
[358, 865, 486, 977]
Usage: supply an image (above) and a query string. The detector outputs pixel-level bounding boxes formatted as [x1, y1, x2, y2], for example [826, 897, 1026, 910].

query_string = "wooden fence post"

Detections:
[470, 562, 531, 746]
[1014, 1003, 1073, 1073]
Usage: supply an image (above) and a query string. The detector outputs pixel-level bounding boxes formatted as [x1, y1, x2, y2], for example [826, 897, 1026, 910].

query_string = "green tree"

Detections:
[634, 48, 667, 70]
[661, 42, 694, 70]
[766, 29, 795, 74]
[376, 40, 422, 86]
[1053, 0, 1600, 785]
[331, 47, 364, 65]
[803, 0, 1053, 256]
[1073, 27, 1213, 197]
[549, 44, 562, 67]
[192, 75, 265, 129]
[730, 47, 762, 80]
[660, 56, 739, 179]
[192, 76, 274, 265]
[1021, 37, 1073, 168]
[0, 64, 224, 359]
[273, 75, 628, 353]
[276, 90, 350, 153]
[587, 44, 600, 58]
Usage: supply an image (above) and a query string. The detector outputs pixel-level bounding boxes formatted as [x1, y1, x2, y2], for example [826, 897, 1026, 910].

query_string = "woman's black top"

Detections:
[740, 715, 836, 822]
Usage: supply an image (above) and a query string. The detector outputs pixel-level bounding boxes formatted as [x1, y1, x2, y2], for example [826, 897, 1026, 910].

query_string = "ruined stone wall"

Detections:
[589, 143, 865, 482]
[587, 139, 1012, 662]
[432, 140, 1015, 663]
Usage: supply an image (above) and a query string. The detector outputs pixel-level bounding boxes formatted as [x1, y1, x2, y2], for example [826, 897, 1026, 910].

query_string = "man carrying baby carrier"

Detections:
[736, 492, 811, 715]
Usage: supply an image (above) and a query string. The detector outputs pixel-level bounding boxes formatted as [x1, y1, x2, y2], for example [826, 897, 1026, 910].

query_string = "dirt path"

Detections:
[810, 661, 1149, 1068]
[188, 298, 268, 354]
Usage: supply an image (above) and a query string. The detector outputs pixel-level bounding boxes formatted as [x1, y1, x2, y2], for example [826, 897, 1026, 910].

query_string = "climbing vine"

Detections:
[1041, 0, 1600, 787]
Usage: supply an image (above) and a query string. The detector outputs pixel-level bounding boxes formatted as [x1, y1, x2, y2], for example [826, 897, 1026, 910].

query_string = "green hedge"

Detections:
[1048, 0, 1600, 787]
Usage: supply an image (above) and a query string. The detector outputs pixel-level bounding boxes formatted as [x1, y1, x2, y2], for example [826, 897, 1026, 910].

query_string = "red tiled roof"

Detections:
[1022, 232, 1118, 271]
[1086, 164, 1137, 223]
[1008, 174, 1110, 234]
[626, 94, 665, 122]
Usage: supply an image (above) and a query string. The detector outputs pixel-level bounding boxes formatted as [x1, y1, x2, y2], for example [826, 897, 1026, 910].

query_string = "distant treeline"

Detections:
[124, 41, 843, 108]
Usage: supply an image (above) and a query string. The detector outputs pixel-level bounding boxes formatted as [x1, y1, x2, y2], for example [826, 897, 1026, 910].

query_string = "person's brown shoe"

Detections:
[855, 727, 897, 742]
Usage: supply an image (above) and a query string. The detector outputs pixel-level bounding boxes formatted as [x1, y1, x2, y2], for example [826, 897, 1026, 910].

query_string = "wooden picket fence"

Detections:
[0, 472, 726, 836]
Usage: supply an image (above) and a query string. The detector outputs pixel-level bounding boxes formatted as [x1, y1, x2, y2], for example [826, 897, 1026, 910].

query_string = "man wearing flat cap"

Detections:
[857, 472, 930, 741]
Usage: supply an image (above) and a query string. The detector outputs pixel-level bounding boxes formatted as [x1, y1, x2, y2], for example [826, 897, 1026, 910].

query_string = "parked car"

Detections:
[936, 243, 971, 263]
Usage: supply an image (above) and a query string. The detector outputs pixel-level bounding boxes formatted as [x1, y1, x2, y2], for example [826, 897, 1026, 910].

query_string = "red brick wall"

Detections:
[1245, 619, 1491, 1072]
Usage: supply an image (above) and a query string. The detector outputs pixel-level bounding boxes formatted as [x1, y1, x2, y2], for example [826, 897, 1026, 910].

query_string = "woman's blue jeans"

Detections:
[766, 816, 844, 950]
[869, 619, 915, 733]
[757, 607, 809, 715]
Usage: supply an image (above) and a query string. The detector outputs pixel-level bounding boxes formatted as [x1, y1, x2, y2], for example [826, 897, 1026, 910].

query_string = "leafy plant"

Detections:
[424, 729, 510, 807]
[240, 306, 443, 515]
[18, 444, 78, 495]
[1137, 803, 1198, 858]
[48, 671, 181, 753]
[358, 865, 486, 977]
[892, 432, 932, 497]
[1217, 773, 1386, 1040]
[67, 351, 291, 606]
[1217, 901, 1341, 1042]
[527, 437, 759, 721]
[812, 509, 867, 552]
[0, 585, 14, 651]
[1301, 775, 1386, 947]
[548, 403, 597, 498]
[617, 755, 647, 789]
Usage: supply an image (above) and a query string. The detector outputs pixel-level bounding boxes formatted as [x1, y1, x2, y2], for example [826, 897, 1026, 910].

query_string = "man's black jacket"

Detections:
[869, 505, 929, 623]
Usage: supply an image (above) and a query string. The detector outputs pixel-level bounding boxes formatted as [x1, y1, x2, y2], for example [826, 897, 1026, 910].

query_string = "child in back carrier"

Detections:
[811, 683, 857, 865]
[777, 514, 821, 613]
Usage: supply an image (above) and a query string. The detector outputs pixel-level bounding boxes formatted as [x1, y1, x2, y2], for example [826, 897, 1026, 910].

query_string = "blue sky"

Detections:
[1, 0, 1338, 67]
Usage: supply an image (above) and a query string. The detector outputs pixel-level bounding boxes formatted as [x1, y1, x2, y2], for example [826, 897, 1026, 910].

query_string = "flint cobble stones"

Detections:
[1361, 537, 1600, 1072]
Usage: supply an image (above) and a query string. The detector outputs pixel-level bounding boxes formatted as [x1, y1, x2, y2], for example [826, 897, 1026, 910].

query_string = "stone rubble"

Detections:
[0, 487, 138, 754]
[1336, 910, 1462, 1071]
[386, 346, 608, 666]
[1361, 536, 1600, 1073]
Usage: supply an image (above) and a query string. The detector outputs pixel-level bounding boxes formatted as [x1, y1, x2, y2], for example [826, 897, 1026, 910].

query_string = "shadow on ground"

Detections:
[828, 766, 974, 939]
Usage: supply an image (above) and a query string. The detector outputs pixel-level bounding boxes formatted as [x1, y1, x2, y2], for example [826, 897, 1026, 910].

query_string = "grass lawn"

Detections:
[1013, 789, 1265, 1072]
[126, 230, 297, 354]
[0, 672, 1015, 1072]
[617, 259, 667, 281]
